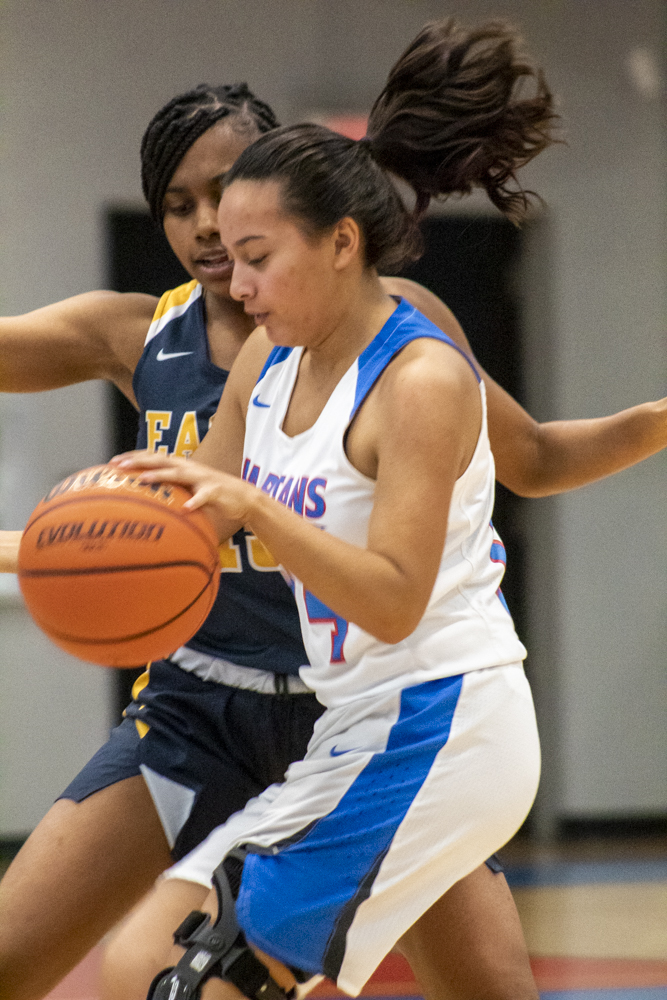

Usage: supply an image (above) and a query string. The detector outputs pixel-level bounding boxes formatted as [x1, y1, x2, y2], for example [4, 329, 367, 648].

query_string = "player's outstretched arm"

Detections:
[384, 277, 667, 497]
[0, 291, 157, 402]
[0, 531, 21, 573]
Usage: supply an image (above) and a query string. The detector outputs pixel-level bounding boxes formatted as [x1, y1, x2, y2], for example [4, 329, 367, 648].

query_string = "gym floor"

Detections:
[42, 832, 667, 1000]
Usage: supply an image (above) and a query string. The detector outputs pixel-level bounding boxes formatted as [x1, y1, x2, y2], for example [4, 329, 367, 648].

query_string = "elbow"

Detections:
[501, 478, 552, 499]
[366, 606, 423, 645]
[499, 471, 569, 499]
[494, 431, 557, 498]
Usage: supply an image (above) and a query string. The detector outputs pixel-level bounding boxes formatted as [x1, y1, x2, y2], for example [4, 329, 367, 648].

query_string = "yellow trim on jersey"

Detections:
[131, 664, 151, 701]
[122, 664, 152, 739]
[144, 279, 201, 346]
[152, 280, 198, 324]
[134, 719, 150, 739]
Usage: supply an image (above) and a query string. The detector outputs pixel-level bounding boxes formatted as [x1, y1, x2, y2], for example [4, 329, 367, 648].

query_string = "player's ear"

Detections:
[332, 217, 361, 270]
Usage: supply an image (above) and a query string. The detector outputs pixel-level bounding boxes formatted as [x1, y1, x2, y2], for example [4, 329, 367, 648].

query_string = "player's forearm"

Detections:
[499, 398, 667, 497]
[246, 492, 425, 644]
[0, 531, 21, 572]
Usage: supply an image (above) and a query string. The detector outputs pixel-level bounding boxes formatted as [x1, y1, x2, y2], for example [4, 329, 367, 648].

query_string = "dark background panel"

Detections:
[402, 215, 527, 645]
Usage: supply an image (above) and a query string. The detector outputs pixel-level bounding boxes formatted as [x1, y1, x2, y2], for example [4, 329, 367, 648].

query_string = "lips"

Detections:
[195, 250, 233, 280]
[197, 251, 228, 266]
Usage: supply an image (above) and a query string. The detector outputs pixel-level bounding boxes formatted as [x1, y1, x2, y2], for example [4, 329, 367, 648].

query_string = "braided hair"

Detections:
[141, 83, 280, 225]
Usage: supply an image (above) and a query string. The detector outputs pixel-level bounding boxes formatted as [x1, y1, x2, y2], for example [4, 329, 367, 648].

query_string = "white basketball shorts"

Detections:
[165, 662, 540, 995]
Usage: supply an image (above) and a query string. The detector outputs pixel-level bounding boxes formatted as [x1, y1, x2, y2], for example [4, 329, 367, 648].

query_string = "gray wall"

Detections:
[0, 0, 665, 836]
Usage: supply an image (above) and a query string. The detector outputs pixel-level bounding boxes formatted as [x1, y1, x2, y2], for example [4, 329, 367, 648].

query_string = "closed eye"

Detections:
[164, 202, 192, 218]
[248, 255, 267, 266]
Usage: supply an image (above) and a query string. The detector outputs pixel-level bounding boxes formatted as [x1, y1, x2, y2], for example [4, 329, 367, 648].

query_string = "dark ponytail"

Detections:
[223, 19, 558, 271]
[141, 83, 280, 225]
[367, 19, 557, 223]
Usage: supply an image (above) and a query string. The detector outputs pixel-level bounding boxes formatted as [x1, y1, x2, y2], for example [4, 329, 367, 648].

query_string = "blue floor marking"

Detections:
[504, 859, 667, 888]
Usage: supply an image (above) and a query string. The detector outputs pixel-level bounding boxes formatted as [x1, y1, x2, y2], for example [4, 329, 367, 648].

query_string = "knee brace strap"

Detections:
[147, 850, 292, 1000]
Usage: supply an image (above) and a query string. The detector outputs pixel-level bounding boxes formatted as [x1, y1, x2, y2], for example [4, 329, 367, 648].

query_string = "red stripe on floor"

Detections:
[46, 949, 667, 999]
[530, 957, 667, 991]
[313, 954, 667, 996]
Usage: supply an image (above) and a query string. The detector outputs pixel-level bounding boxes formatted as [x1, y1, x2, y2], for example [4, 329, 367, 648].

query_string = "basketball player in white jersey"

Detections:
[112, 19, 569, 1000]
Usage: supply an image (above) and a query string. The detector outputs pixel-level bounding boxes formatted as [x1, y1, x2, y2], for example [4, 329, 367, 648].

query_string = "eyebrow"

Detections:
[235, 235, 265, 247]
[166, 172, 227, 194]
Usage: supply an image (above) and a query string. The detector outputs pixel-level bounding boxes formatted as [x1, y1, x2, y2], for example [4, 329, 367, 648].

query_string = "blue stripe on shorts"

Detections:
[236, 673, 464, 979]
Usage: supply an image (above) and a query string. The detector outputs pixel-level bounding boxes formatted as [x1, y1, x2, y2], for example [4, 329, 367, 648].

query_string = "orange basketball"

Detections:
[18, 464, 220, 667]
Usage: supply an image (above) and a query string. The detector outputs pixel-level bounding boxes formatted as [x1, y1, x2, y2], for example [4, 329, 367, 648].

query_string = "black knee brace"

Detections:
[146, 849, 299, 1000]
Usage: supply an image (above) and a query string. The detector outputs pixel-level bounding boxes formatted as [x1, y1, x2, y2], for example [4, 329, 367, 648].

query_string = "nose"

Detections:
[229, 261, 253, 303]
[194, 199, 219, 239]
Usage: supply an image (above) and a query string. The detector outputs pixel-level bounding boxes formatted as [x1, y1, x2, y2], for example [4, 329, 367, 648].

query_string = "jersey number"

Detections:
[304, 591, 349, 663]
[218, 535, 280, 573]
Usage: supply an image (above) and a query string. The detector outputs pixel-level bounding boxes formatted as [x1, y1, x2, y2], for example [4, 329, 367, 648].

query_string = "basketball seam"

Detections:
[27, 572, 216, 645]
[19, 561, 211, 578]
[23, 492, 218, 563]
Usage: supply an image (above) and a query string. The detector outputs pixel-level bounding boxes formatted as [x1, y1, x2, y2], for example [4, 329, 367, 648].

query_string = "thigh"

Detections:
[0, 775, 171, 1000]
[397, 863, 538, 1000]
[101, 878, 209, 1000]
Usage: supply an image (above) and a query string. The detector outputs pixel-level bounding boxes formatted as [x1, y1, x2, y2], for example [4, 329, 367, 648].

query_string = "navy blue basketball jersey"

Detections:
[133, 281, 307, 675]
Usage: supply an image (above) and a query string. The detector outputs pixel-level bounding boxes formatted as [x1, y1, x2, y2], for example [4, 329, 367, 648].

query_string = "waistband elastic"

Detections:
[169, 647, 313, 695]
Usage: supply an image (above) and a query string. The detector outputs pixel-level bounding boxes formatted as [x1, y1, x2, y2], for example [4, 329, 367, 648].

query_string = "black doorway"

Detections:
[401, 214, 527, 642]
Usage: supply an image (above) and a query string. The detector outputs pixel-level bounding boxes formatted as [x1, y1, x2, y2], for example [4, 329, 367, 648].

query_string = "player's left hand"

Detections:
[110, 450, 255, 532]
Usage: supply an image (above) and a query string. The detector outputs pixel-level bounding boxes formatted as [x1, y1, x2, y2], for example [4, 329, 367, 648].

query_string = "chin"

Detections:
[264, 323, 305, 348]
[206, 278, 235, 300]
[195, 266, 234, 297]
[263, 324, 288, 345]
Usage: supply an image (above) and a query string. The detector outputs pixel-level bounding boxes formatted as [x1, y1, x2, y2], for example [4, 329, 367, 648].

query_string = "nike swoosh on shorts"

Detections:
[252, 394, 271, 408]
[156, 348, 194, 361]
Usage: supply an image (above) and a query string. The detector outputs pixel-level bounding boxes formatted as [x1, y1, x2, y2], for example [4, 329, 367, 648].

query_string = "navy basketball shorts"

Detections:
[168, 663, 540, 995]
[58, 657, 325, 861]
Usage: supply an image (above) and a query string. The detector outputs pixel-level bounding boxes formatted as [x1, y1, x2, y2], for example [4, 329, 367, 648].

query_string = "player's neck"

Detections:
[304, 274, 396, 380]
[203, 289, 256, 371]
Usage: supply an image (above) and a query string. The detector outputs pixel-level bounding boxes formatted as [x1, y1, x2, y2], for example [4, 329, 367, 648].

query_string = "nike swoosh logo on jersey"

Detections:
[329, 745, 362, 757]
[252, 393, 271, 408]
[156, 348, 194, 361]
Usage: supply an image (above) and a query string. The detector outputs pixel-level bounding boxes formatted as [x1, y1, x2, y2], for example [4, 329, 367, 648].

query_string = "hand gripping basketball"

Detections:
[18, 465, 220, 667]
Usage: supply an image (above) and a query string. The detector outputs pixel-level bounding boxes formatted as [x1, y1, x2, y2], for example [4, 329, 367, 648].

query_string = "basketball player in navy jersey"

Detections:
[1, 61, 667, 1000]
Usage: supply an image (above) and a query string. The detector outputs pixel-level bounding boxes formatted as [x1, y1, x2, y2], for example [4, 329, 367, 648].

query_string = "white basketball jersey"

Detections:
[243, 298, 527, 708]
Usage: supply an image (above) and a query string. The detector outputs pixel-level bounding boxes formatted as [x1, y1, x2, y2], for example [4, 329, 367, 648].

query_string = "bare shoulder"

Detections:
[78, 291, 159, 370]
[373, 338, 479, 445]
[33, 289, 158, 373]
[195, 326, 273, 471]
[354, 337, 482, 482]
[381, 336, 479, 406]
